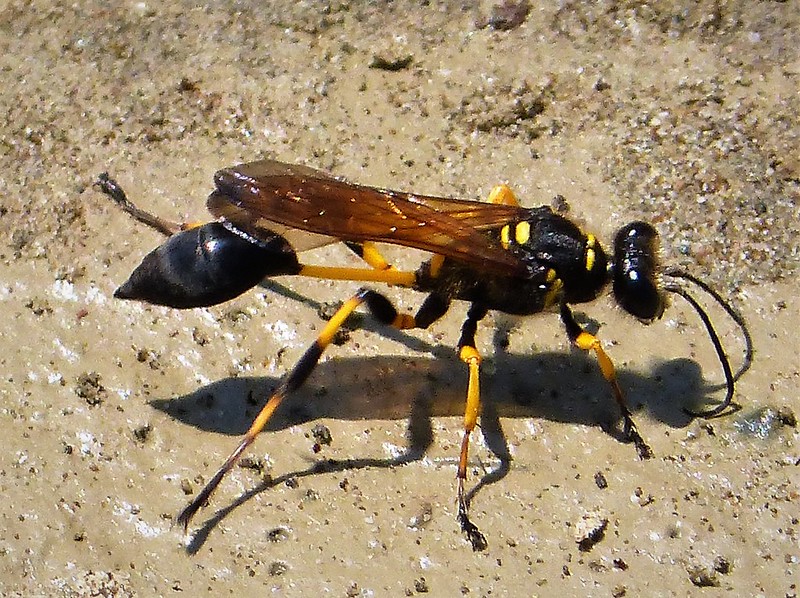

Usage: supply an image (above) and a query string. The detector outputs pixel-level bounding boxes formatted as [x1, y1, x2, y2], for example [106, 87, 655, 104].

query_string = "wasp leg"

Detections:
[344, 241, 397, 272]
[559, 303, 653, 460]
[486, 183, 520, 206]
[297, 263, 418, 287]
[94, 173, 183, 236]
[455, 303, 490, 551]
[175, 290, 370, 531]
[345, 239, 454, 282]
[299, 241, 418, 288]
[176, 288, 450, 532]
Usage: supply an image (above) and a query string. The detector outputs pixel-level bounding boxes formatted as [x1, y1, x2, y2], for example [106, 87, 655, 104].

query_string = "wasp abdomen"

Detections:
[612, 222, 665, 322]
[115, 222, 300, 309]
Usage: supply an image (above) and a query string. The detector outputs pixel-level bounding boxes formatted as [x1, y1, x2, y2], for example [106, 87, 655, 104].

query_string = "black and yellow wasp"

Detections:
[95, 159, 751, 551]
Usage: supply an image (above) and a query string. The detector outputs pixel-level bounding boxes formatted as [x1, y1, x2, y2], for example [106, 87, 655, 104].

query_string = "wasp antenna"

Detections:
[664, 268, 753, 418]
[665, 268, 753, 381]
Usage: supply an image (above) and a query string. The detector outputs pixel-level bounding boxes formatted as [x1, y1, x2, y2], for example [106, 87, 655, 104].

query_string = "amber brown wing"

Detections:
[207, 159, 530, 276]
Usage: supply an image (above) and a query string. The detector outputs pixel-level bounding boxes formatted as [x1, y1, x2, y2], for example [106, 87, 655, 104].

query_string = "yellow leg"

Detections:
[175, 287, 450, 533]
[457, 346, 481, 483]
[298, 264, 417, 287]
[486, 183, 520, 206]
[350, 235, 450, 281]
[561, 303, 653, 459]
[456, 344, 487, 551]
[454, 305, 489, 551]
[358, 241, 393, 271]
[346, 240, 407, 274]
[573, 332, 620, 391]
[311, 240, 422, 287]
[176, 289, 408, 532]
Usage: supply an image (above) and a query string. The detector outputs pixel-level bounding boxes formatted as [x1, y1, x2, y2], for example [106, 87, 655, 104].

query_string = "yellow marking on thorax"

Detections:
[500, 225, 511, 249]
[585, 233, 597, 272]
[514, 221, 531, 245]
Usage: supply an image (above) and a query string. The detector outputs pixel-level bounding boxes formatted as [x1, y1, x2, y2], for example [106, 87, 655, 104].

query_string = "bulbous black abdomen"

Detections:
[115, 222, 300, 309]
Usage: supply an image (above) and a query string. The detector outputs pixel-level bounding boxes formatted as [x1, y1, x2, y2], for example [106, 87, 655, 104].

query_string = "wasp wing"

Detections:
[207, 159, 532, 276]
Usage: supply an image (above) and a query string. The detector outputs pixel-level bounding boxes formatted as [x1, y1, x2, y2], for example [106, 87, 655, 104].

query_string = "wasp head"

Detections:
[611, 222, 666, 322]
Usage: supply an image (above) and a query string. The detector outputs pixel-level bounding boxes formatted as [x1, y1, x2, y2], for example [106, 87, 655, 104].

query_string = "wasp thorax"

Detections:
[612, 222, 665, 321]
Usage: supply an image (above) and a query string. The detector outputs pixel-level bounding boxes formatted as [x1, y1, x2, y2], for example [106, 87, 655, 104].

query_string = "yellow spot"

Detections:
[500, 225, 511, 249]
[515, 221, 531, 245]
[586, 248, 596, 272]
[585, 234, 597, 271]
[546, 268, 557, 282]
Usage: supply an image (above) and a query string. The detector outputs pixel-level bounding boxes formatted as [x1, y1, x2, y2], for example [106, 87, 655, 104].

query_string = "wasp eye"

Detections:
[613, 222, 665, 321]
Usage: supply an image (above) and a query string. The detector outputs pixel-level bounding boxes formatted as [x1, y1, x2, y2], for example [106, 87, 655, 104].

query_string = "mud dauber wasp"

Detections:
[95, 159, 752, 551]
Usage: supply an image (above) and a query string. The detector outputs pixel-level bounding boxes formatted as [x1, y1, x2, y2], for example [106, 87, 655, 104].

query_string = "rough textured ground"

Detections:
[1, 2, 798, 596]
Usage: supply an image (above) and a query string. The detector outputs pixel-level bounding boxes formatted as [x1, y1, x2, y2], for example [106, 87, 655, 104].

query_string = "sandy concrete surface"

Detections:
[1, 1, 798, 596]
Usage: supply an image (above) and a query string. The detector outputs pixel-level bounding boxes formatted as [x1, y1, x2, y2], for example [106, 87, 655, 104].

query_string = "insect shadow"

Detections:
[149, 339, 712, 553]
